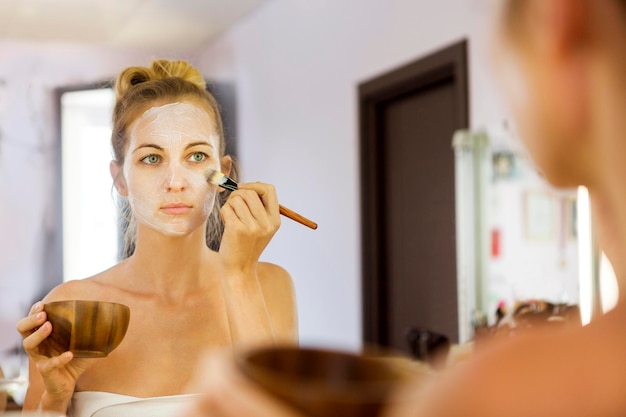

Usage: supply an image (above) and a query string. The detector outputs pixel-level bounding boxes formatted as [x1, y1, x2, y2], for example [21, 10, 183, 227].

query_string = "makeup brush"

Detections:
[206, 170, 318, 230]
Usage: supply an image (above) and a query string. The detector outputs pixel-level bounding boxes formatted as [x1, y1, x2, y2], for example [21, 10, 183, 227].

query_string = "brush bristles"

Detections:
[206, 169, 238, 192]
[206, 169, 225, 185]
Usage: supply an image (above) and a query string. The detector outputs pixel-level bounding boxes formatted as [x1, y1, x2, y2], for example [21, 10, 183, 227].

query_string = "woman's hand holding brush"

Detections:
[215, 180, 295, 345]
[207, 170, 318, 230]
[219, 182, 281, 273]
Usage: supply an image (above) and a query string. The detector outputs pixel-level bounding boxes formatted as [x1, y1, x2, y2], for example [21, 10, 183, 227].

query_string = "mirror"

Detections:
[0, 2, 614, 362]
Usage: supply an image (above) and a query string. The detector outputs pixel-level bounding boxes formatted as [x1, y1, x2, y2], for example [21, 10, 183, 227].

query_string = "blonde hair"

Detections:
[111, 59, 235, 257]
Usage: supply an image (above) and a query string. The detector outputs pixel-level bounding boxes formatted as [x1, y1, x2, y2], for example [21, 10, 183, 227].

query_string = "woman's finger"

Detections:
[16, 302, 45, 336]
[224, 191, 275, 235]
[16, 309, 47, 337]
[29, 301, 44, 315]
[21, 321, 51, 353]
[224, 194, 256, 226]
[36, 351, 73, 376]
[238, 183, 280, 220]
[230, 189, 268, 222]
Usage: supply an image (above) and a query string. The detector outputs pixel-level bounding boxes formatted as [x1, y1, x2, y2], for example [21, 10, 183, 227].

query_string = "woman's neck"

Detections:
[587, 51, 626, 301]
[589, 150, 626, 304]
[123, 226, 218, 300]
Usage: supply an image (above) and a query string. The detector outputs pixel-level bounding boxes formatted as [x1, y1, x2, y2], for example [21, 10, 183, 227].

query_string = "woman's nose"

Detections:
[164, 165, 188, 192]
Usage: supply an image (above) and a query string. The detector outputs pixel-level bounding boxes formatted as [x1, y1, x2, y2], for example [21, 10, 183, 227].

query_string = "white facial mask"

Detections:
[122, 102, 221, 237]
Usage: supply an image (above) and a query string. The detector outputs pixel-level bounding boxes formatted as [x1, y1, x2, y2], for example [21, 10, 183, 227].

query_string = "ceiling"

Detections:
[0, 0, 269, 50]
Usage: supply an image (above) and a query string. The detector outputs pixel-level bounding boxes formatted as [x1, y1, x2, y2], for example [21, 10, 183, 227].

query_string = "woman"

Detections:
[16, 59, 298, 417]
[182, 0, 626, 416]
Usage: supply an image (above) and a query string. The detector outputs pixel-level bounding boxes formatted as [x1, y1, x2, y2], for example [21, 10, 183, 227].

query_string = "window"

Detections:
[60, 87, 118, 281]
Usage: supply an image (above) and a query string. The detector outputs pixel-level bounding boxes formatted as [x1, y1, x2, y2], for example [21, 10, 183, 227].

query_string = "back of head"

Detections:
[495, 0, 626, 189]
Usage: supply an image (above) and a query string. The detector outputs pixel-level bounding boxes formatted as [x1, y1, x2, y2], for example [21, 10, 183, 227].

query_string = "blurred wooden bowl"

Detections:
[236, 346, 410, 417]
[41, 300, 130, 358]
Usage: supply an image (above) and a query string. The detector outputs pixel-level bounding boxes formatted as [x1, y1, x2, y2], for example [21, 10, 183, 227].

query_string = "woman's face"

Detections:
[120, 101, 221, 237]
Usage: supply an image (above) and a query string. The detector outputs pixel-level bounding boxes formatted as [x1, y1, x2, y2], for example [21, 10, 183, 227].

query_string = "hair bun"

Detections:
[129, 76, 146, 86]
[114, 59, 206, 99]
[151, 59, 206, 89]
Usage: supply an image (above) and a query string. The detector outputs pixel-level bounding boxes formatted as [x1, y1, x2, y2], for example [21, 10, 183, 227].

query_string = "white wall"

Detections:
[0, 40, 195, 352]
[196, 0, 509, 350]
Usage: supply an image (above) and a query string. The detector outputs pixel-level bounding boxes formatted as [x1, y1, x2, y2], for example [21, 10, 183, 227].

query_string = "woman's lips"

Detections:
[161, 203, 192, 215]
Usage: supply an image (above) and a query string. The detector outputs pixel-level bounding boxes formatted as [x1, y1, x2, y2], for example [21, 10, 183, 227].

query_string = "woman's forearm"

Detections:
[220, 269, 276, 347]
[36, 391, 71, 414]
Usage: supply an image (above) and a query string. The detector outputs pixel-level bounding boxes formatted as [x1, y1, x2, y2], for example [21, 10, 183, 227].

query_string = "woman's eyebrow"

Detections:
[132, 143, 163, 153]
[185, 141, 214, 150]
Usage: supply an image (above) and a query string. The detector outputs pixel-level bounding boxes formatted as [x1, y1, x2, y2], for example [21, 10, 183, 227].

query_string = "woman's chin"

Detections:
[144, 221, 198, 238]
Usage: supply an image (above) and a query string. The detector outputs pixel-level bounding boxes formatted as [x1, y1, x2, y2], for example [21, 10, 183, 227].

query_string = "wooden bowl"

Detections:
[41, 300, 130, 358]
[236, 346, 410, 417]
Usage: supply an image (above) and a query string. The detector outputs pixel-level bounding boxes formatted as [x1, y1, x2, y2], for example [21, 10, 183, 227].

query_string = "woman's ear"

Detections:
[110, 161, 128, 196]
[538, 0, 590, 55]
[538, 0, 592, 139]
[220, 155, 232, 177]
[218, 155, 233, 193]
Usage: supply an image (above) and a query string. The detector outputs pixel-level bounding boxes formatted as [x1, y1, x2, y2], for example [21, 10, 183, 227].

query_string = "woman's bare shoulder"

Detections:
[40, 263, 127, 303]
[257, 262, 293, 288]
[256, 262, 298, 342]
[401, 313, 626, 417]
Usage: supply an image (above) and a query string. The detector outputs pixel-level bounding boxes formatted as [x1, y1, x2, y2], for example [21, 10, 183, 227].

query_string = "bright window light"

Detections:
[61, 88, 118, 281]
[578, 186, 619, 325]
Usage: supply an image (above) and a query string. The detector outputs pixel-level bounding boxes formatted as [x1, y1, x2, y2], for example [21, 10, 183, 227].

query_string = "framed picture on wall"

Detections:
[524, 190, 557, 241]
[492, 151, 516, 181]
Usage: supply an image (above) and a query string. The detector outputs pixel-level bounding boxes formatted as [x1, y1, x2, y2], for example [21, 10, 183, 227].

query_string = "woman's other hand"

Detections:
[183, 349, 306, 417]
[16, 301, 92, 412]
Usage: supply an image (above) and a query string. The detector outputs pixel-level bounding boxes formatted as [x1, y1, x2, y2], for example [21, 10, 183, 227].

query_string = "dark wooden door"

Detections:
[360, 40, 468, 353]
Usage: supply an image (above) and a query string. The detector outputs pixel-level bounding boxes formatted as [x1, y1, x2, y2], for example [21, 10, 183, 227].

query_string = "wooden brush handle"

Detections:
[279, 204, 318, 230]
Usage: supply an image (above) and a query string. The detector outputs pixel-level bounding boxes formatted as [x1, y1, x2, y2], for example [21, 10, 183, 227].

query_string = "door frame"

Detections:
[359, 39, 469, 347]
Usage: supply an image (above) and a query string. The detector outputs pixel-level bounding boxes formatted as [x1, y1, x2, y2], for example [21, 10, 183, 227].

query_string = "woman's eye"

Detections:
[141, 154, 161, 164]
[188, 152, 207, 163]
